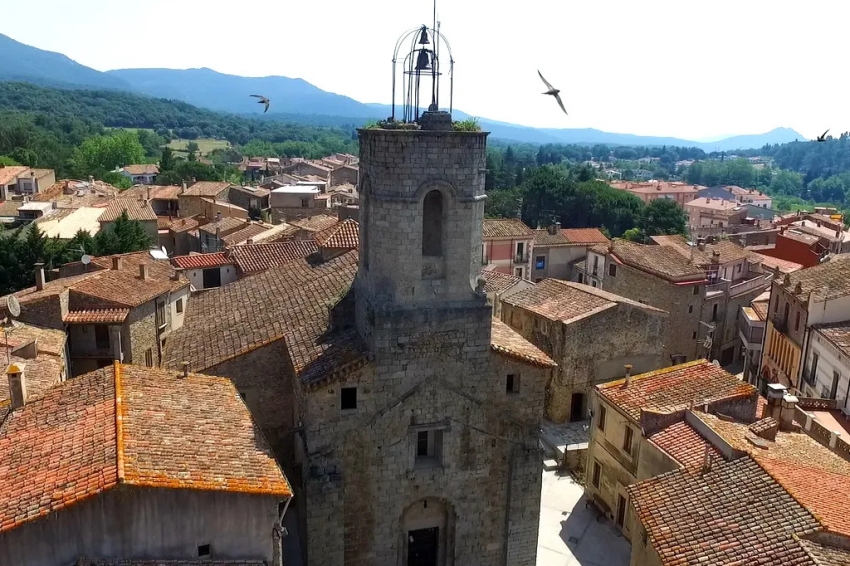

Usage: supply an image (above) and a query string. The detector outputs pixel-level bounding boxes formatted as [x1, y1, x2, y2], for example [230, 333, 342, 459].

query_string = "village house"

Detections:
[482, 218, 535, 279]
[178, 181, 233, 218]
[740, 290, 769, 386]
[479, 269, 534, 318]
[31, 178, 120, 209]
[578, 236, 773, 366]
[158, 216, 200, 256]
[531, 223, 609, 281]
[0, 362, 293, 566]
[762, 257, 850, 393]
[198, 214, 247, 253]
[609, 180, 700, 207]
[119, 164, 159, 184]
[15, 168, 56, 195]
[698, 184, 773, 208]
[0, 322, 68, 411]
[38, 206, 106, 240]
[287, 214, 339, 240]
[171, 252, 237, 290]
[282, 159, 332, 181]
[97, 198, 159, 240]
[684, 197, 748, 231]
[16, 201, 54, 222]
[228, 184, 271, 218]
[269, 185, 328, 223]
[801, 321, 850, 406]
[0, 165, 29, 199]
[502, 279, 667, 422]
[328, 163, 359, 187]
[120, 184, 181, 216]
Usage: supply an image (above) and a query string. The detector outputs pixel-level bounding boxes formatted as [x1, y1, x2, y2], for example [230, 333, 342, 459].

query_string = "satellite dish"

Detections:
[712, 359, 721, 367]
[81, 254, 92, 265]
[6, 295, 20, 318]
[149, 246, 169, 260]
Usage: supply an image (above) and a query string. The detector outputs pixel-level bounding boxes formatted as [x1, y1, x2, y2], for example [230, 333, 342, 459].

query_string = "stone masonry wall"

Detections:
[126, 302, 157, 366]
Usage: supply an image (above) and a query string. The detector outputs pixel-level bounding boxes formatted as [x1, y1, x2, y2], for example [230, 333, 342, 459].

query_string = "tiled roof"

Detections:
[647, 420, 722, 472]
[230, 184, 271, 197]
[122, 184, 182, 200]
[29, 168, 54, 180]
[98, 199, 157, 223]
[480, 269, 524, 294]
[122, 164, 159, 176]
[0, 363, 291, 534]
[750, 252, 803, 274]
[612, 180, 701, 195]
[533, 229, 571, 247]
[220, 223, 271, 246]
[597, 360, 757, 422]
[798, 539, 850, 566]
[0, 166, 29, 186]
[814, 322, 850, 358]
[482, 218, 534, 238]
[605, 239, 706, 281]
[490, 318, 556, 368]
[786, 256, 850, 301]
[198, 216, 246, 235]
[0, 272, 98, 307]
[0, 323, 66, 404]
[561, 228, 609, 245]
[289, 214, 338, 232]
[230, 240, 319, 274]
[183, 181, 231, 197]
[0, 200, 21, 217]
[64, 256, 188, 308]
[651, 234, 752, 266]
[315, 218, 359, 249]
[64, 309, 130, 324]
[627, 456, 821, 566]
[504, 278, 664, 323]
[171, 253, 231, 270]
[164, 216, 199, 233]
[164, 251, 367, 383]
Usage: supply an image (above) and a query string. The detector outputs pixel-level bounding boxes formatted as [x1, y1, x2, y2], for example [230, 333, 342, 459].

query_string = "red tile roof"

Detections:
[0, 363, 291, 534]
[480, 269, 524, 294]
[122, 164, 159, 176]
[64, 309, 130, 324]
[601, 238, 706, 281]
[0, 166, 29, 186]
[798, 539, 850, 566]
[289, 214, 338, 233]
[98, 199, 158, 222]
[647, 420, 722, 471]
[561, 228, 609, 245]
[315, 218, 359, 249]
[220, 223, 271, 246]
[490, 318, 556, 368]
[171, 252, 231, 270]
[69, 268, 186, 308]
[229, 240, 318, 274]
[183, 181, 231, 197]
[482, 218, 534, 238]
[628, 456, 821, 566]
[597, 360, 757, 422]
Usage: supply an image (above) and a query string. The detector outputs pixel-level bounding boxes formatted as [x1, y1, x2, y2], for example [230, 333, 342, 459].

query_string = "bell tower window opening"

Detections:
[422, 190, 443, 257]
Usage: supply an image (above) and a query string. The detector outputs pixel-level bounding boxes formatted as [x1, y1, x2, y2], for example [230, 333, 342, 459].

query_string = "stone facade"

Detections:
[297, 115, 548, 566]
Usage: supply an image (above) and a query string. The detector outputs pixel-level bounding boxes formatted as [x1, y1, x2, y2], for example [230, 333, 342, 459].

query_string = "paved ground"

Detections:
[536, 470, 631, 566]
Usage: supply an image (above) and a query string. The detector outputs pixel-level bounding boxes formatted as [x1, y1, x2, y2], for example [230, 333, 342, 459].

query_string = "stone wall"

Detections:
[126, 302, 157, 366]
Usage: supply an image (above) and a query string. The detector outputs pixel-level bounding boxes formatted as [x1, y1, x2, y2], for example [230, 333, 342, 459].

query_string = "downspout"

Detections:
[502, 443, 517, 566]
[273, 495, 293, 566]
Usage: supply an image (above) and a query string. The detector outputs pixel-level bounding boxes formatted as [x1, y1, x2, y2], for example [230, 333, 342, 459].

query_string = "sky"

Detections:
[1, 0, 847, 141]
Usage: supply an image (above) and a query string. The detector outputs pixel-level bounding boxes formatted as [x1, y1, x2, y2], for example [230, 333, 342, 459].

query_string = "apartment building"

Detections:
[482, 218, 535, 279]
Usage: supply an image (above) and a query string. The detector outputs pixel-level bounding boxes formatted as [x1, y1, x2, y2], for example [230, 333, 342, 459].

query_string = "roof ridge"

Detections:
[114, 361, 126, 483]
[599, 359, 708, 389]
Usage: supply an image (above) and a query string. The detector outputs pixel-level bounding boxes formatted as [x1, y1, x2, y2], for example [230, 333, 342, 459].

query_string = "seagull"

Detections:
[538, 70, 567, 116]
[250, 94, 270, 113]
[816, 129, 829, 142]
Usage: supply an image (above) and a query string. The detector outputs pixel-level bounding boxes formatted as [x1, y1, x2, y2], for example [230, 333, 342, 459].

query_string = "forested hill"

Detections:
[0, 81, 359, 147]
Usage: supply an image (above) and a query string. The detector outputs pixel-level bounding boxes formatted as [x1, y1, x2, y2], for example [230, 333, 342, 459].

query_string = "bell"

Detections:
[418, 26, 430, 45]
[415, 49, 431, 71]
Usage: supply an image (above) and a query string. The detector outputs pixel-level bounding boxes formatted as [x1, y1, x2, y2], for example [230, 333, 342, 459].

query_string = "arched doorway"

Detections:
[400, 497, 454, 566]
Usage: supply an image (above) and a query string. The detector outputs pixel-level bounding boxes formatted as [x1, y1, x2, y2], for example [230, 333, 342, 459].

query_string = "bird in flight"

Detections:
[250, 95, 270, 113]
[816, 129, 829, 142]
[538, 70, 567, 116]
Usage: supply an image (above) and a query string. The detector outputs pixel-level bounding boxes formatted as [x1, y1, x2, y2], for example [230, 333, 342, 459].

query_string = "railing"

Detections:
[705, 279, 730, 296]
[729, 274, 772, 297]
[514, 252, 530, 264]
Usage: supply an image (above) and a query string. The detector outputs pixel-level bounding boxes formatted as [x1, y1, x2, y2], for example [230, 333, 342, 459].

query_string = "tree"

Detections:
[70, 130, 145, 178]
[0, 155, 21, 166]
[639, 198, 687, 238]
[93, 210, 153, 255]
[159, 146, 176, 172]
[99, 171, 133, 189]
[186, 141, 200, 162]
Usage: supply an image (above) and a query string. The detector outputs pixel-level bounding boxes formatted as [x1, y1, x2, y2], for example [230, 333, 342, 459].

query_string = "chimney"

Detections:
[7, 363, 27, 410]
[172, 267, 183, 281]
[34, 262, 45, 291]
[765, 383, 787, 420]
[181, 181, 187, 194]
[112, 256, 123, 271]
[624, 364, 633, 386]
[548, 223, 557, 235]
[246, 238, 253, 245]
[779, 393, 798, 431]
[697, 237, 706, 251]
[706, 197, 710, 203]
[181, 361, 189, 378]
[555, 221, 561, 231]
[147, 186, 152, 201]
[139, 264, 149, 281]
[701, 443, 712, 474]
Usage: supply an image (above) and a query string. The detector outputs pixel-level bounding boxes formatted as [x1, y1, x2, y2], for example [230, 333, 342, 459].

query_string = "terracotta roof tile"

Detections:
[230, 241, 319, 274]
[171, 253, 231, 270]
[0, 323, 67, 404]
[64, 309, 130, 324]
[533, 229, 572, 247]
[603, 239, 706, 281]
[183, 181, 231, 197]
[647, 420, 722, 471]
[220, 223, 271, 246]
[798, 539, 850, 566]
[0, 363, 291, 534]
[504, 278, 664, 323]
[750, 252, 804, 274]
[490, 318, 556, 368]
[123, 185, 181, 200]
[198, 216, 246, 236]
[69, 268, 187, 308]
[122, 164, 159, 176]
[597, 360, 757, 422]
[480, 269, 524, 294]
[627, 456, 821, 566]
[561, 228, 609, 245]
[652, 234, 752, 266]
[0, 166, 29, 186]
[787, 256, 850, 301]
[482, 218, 534, 238]
[315, 218, 359, 249]
[98, 199, 157, 222]
[165, 216, 199, 233]
[289, 214, 338, 233]
[813, 322, 850, 358]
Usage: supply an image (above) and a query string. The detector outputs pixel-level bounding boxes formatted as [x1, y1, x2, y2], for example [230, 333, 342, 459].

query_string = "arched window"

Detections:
[422, 190, 443, 256]
[783, 302, 790, 323]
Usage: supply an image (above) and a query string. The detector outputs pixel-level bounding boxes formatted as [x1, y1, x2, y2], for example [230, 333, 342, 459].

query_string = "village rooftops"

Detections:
[650, 234, 753, 265]
[98, 199, 157, 223]
[289, 214, 338, 233]
[812, 321, 850, 357]
[0, 323, 66, 407]
[228, 240, 319, 274]
[0, 166, 29, 186]
[480, 269, 524, 294]
[171, 252, 231, 270]
[482, 218, 534, 238]
[490, 318, 556, 368]
[685, 197, 746, 213]
[182, 181, 232, 197]
[561, 228, 610, 245]
[220, 223, 273, 247]
[596, 238, 706, 282]
[121, 184, 182, 200]
[596, 360, 757, 422]
[783, 255, 850, 301]
[315, 218, 359, 249]
[504, 278, 665, 323]
[610, 180, 701, 194]
[0, 362, 292, 535]
[198, 215, 246, 236]
[749, 252, 803, 274]
[121, 164, 159, 176]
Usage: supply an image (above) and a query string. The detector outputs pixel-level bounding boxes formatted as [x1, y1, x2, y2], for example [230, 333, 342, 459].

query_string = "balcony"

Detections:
[705, 279, 730, 297]
[729, 273, 772, 297]
[514, 252, 530, 264]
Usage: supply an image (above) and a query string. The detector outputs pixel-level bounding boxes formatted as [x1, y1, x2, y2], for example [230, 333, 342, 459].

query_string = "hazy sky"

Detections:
[1, 0, 845, 140]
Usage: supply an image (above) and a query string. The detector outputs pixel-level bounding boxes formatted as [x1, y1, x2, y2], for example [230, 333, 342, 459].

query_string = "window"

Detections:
[794, 311, 800, 332]
[711, 303, 718, 322]
[176, 298, 183, 314]
[591, 460, 602, 489]
[506, 374, 520, 394]
[144, 348, 153, 367]
[535, 255, 546, 270]
[578, 274, 584, 284]
[597, 405, 607, 431]
[341, 387, 357, 410]
[692, 331, 697, 339]
[95, 325, 110, 350]
[203, 268, 222, 289]
[809, 353, 820, 385]
[516, 242, 525, 258]
[693, 285, 700, 295]
[422, 190, 443, 256]
[415, 429, 443, 467]
[197, 544, 211, 557]
[515, 268, 523, 278]
[300, 198, 309, 208]
[157, 301, 166, 326]
[737, 263, 742, 273]
[608, 263, 617, 277]
[688, 305, 693, 313]
[623, 426, 634, 455]
[783, 302, 790, 322]
[830, 371, 841, 400]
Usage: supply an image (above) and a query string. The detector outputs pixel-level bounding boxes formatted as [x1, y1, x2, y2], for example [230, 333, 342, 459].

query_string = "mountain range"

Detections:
[0, 32, 805, 151]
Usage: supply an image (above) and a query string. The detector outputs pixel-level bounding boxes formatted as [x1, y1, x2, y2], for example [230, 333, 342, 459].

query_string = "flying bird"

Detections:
[816, 129, 829, 142]
[250, 94, 270, 113]
[538, 70, 567, 116]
